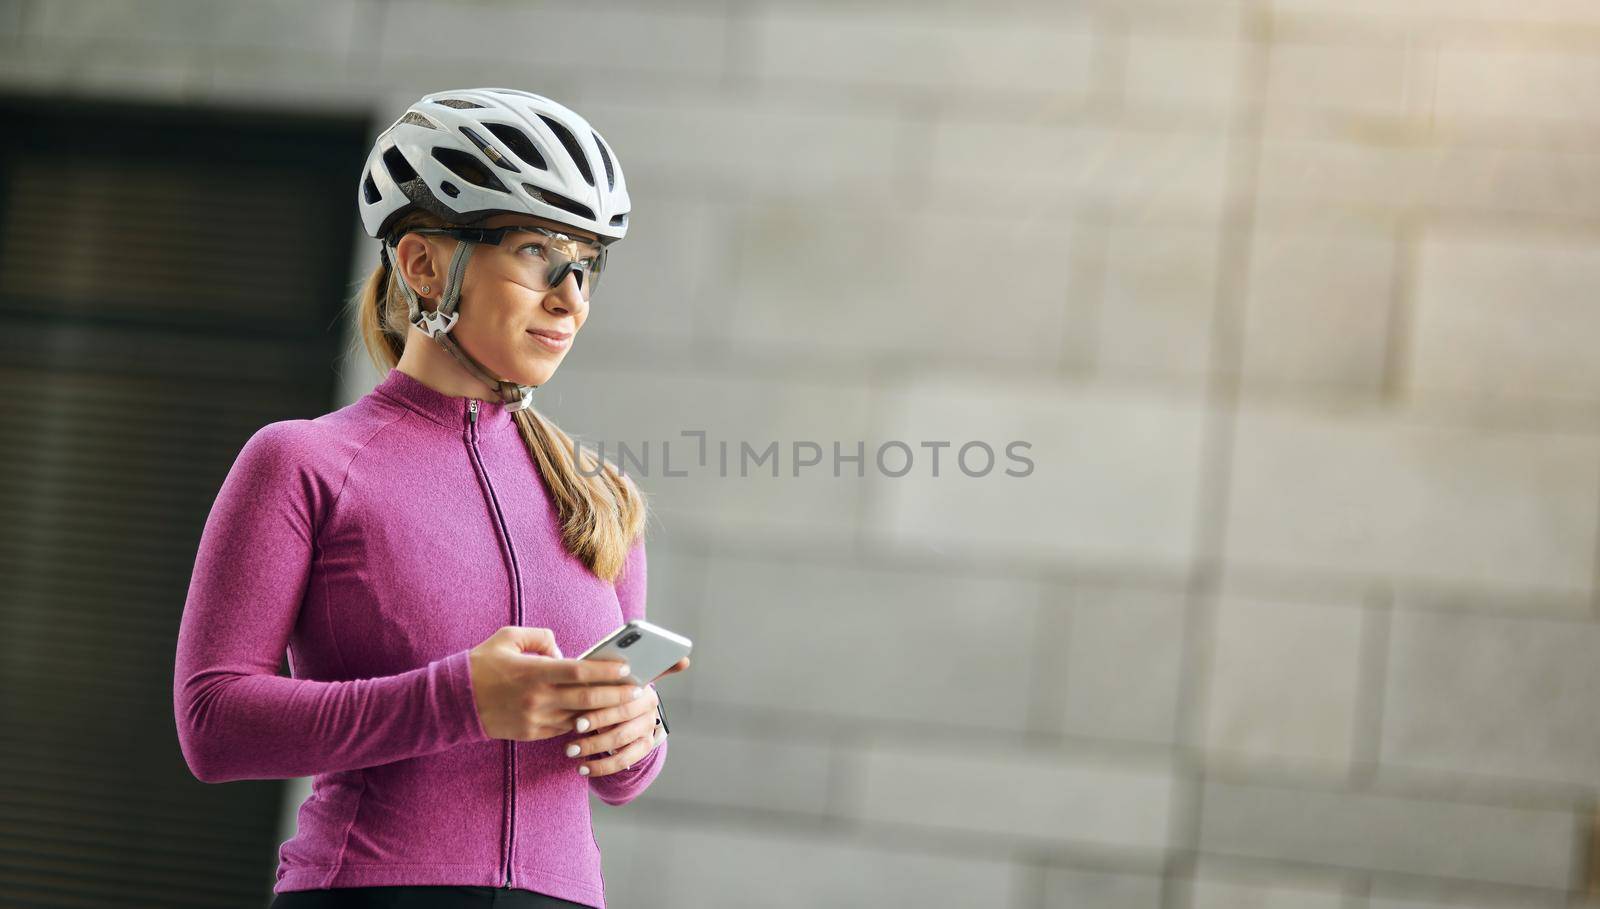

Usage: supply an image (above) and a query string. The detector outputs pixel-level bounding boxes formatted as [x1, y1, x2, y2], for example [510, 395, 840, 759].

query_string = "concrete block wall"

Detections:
[10, 0, 1599, 905]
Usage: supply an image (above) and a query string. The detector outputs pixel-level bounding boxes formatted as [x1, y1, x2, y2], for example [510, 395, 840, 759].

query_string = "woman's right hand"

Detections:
[467, 626, 641, 742]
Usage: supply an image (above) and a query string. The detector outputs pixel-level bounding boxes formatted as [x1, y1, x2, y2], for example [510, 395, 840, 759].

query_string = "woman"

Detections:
[173, 88, 689, 909]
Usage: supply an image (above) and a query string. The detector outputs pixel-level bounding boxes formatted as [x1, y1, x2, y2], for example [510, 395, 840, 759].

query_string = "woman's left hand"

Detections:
[566, 656, 689, 777]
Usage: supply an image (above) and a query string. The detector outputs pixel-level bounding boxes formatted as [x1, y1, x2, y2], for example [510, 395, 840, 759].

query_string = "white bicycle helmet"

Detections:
[358, 87, 631, 410]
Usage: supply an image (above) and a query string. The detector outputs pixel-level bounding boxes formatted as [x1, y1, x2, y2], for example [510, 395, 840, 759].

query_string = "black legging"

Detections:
[269, 885, 595, 908]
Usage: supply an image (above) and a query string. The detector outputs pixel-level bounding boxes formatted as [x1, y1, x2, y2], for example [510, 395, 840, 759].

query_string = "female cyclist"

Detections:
[174, 87, 689, 909]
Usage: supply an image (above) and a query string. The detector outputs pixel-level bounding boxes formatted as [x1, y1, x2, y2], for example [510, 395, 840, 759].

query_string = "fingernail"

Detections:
[630, 687, 643, 699]
[578, 765, 590, 776]
[576, 717, 590, 732]
[565, 743, 580, 757]
[617, 664, 630, 678]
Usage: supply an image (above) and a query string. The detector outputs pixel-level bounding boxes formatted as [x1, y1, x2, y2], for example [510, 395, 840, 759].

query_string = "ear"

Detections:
[392, 232, 443, 299]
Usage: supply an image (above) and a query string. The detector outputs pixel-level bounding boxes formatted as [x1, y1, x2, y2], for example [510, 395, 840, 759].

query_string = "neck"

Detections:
[395, 327, 500, 402]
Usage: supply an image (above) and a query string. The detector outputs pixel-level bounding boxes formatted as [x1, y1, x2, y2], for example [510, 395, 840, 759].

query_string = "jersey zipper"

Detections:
[466, 397, 522, 889]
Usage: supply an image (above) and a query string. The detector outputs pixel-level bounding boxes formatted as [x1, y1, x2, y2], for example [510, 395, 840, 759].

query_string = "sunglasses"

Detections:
[398, 224, 608, 298]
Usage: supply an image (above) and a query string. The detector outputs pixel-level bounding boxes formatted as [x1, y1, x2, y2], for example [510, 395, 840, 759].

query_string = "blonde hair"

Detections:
[351, 209, 648, 582]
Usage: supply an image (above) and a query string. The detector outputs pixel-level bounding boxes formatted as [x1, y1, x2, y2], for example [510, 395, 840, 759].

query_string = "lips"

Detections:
[527, 329, 572, 341]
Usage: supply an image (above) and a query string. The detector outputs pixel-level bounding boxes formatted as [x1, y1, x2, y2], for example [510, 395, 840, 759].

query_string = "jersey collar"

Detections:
[375, 367, 516, 433]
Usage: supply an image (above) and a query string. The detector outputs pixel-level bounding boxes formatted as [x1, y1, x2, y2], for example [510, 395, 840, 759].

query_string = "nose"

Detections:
[548, 260, 584, 292]
[544, 268, 587, 315]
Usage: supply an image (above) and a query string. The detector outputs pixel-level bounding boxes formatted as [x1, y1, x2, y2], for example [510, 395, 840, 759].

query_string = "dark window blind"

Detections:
[0, 96, 369, 908]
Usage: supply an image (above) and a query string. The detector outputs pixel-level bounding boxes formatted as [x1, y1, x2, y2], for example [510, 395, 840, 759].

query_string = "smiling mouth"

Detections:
[527, 330, 572, 350]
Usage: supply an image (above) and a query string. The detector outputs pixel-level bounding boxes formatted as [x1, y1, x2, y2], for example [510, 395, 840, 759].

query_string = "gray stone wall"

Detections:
[10, 1, 1599, 905]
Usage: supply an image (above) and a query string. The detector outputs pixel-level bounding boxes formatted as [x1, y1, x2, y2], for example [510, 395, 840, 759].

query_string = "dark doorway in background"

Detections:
[0, 95, 369, 907]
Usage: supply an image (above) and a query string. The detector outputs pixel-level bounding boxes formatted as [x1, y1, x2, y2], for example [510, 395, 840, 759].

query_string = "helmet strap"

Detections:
[392, 237, 539, 412]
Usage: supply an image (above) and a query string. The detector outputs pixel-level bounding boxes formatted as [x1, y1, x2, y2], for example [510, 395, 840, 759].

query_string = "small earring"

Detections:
[422, 284, 431, 294]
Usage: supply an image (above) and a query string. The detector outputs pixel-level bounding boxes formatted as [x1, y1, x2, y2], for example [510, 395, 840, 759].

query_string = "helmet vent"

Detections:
[362, 171, 382, 204]
[381, 146, 419, 184]
[459, 126, 519, 173]
[593, 131, 615, 190]
[486, 123, 547, 171]
[435, 98, 485, 109]
[522, 183, 595, 221]
[610, 211, 627, 227]
[441, 180, 461, 198]
[431, 146, 508, 193]
[398, 112, 438, 129]
[538, 114, 594, 187]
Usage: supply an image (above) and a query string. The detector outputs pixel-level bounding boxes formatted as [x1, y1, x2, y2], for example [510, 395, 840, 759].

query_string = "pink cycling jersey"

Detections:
[173, 366, 666, 908]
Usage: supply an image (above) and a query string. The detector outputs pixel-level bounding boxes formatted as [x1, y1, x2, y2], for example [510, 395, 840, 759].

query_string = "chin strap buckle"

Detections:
[416, 308, 459, 337]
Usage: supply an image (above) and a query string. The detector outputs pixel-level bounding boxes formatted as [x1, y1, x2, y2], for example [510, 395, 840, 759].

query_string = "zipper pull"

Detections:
[469, 398, 479, 425]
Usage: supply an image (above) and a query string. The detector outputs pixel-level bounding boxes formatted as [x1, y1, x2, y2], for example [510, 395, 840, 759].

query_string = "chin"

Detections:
[509, 363, 559, 387]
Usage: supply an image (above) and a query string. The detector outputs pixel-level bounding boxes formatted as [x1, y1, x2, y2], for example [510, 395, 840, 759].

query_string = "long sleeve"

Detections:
[173, 421, 490, 784]
[588, 533, 670, 806]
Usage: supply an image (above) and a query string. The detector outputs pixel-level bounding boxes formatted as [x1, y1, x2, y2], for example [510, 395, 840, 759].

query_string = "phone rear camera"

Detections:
[618, 631, 641, 648]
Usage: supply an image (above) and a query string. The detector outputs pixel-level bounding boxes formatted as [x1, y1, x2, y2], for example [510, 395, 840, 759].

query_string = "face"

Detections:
[394, 211, 601, 388]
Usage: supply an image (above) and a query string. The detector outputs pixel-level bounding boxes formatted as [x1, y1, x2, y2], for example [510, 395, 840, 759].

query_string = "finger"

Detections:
[569, 689, 654, 736]
[553, 681, 646, 712]
[570, 707, 655, 758]
[502, 626, 562, 659]
[530, 657, 635, 685]
[575, 726, 655, 777]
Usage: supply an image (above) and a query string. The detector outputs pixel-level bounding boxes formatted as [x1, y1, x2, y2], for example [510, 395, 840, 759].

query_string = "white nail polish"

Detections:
[578, 765, 589, 776]
[576, 717, 590, 732]
[617, 664, 630, 678]
[630, 687, 643, 699]
[565, 743, 580, 757]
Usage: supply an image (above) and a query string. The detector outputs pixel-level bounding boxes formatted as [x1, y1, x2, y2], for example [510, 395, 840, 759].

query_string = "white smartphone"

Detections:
[577, 619, 693, 690]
